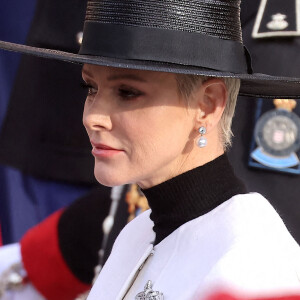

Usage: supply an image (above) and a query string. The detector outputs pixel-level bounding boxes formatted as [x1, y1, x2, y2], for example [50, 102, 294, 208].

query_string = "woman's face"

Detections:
[82, 64, 198, 188]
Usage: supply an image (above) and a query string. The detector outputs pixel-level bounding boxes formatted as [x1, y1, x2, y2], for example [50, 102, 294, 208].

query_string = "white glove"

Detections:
[0, 243, 45, 300]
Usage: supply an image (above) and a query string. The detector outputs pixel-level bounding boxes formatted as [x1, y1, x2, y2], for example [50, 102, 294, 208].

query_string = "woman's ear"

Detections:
[194, 78, 228, 131]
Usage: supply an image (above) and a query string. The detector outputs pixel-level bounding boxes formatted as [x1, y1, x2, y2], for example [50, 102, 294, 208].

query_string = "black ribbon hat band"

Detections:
[79, 22, 249, 74]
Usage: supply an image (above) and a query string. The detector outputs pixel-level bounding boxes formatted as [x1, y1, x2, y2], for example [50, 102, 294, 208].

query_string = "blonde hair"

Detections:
[176, 74, 240, 149]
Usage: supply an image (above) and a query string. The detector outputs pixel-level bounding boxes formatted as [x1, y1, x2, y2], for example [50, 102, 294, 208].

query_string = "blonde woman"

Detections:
[1, 0, 300, 299]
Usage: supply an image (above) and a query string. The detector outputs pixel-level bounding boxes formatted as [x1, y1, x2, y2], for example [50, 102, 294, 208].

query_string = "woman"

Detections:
[83, 70, 300, 300]
[1, 0, 300, 299]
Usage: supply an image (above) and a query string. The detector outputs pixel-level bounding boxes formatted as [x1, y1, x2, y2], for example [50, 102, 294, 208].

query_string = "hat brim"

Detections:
[1, 40, 300, 99]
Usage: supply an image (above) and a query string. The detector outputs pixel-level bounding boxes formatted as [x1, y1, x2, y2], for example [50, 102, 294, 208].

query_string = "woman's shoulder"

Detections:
[198, 192, 294, 236]
[179, 193, 300, 294]
[220, 192, 298, 242]
[187, 192, 299, 252]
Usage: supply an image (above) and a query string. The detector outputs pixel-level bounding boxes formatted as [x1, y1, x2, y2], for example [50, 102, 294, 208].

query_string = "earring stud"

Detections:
[197, 126, 207, 148]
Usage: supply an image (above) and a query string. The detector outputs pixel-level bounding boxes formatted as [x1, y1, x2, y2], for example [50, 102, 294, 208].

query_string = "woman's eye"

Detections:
[81, 82, 97, 96]
[87, 86, 98, 96]
[118, 87, 143, 100]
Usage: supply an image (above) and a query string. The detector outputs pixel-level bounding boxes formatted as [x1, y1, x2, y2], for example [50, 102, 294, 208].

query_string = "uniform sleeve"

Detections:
[20, 185, 129, 300]
[20, 209, 91, 300]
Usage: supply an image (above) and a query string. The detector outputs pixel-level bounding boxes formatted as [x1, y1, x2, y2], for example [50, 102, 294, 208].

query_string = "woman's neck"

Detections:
[141, 153, 247, 245]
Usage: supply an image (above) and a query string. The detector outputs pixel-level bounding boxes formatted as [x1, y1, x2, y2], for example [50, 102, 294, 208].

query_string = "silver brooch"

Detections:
[135, 280, 164, 300]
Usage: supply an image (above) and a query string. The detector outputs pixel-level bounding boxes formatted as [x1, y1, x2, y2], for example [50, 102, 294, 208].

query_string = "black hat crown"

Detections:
[85, 0, 243, 42]
[80, 0, 249, 74]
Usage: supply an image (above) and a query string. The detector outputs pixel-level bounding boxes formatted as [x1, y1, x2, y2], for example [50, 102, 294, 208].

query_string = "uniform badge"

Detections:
[266, 13, 289, 31]
[249, 99, 300, 174]
[135, 280, 164, 300]
[252, 0, 300, 38]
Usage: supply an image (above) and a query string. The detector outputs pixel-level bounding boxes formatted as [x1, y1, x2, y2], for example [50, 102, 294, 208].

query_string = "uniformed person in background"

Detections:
[229, 0, 300, 244]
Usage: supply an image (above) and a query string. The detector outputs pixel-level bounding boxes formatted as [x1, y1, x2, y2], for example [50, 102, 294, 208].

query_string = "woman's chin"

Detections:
[94, 171, 128, 187]
[93, 159, 130, 187]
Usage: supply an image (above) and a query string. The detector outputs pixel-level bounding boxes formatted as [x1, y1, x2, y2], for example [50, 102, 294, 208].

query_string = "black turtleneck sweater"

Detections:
[142, 153, 247, 245]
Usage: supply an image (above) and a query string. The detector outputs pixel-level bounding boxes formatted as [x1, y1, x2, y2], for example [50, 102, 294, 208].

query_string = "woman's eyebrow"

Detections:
[107, 74, 147, 82]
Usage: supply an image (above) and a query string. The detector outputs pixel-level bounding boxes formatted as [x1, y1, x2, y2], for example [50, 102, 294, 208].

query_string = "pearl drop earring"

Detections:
[197, 126, 207, 148]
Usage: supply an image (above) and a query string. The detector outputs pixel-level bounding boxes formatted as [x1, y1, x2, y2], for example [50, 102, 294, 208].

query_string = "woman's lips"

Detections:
[91, 142, 123, 158]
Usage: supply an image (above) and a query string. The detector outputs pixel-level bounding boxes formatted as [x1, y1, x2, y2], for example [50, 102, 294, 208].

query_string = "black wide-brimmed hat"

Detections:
[1, 0, 300, 98]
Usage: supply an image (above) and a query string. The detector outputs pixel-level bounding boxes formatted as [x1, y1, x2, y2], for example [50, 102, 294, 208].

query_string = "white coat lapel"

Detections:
[118, 244, 154, 299]
[87, 210, 155, 300]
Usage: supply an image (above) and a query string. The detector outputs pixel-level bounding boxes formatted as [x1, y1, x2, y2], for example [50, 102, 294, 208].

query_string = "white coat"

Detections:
[87, 193, 300, 300]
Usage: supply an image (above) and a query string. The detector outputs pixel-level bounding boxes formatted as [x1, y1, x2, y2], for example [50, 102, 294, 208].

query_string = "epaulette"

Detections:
[252, 0, 300, 38]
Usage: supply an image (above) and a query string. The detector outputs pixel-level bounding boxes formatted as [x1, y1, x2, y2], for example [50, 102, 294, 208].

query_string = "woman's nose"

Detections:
[83, 97, 113, 132]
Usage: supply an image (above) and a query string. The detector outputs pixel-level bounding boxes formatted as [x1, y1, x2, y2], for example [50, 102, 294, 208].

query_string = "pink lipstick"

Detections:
[91, 142, 123, 158]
